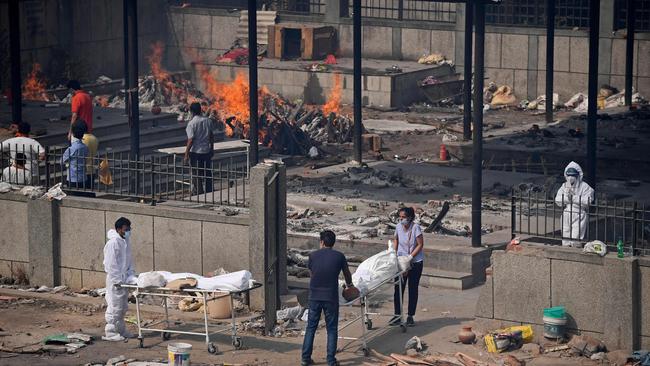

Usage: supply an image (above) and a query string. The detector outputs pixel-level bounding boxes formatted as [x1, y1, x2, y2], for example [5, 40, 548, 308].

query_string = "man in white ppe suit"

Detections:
[554, 162, 594, 247]
[102, 217, 136, 341]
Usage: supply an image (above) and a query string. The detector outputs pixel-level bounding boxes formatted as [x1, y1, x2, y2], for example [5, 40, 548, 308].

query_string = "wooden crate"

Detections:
[268, 24, 336, 60]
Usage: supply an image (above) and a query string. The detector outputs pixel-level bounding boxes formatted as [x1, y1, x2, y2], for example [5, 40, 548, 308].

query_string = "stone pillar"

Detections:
[249, 164, 272, 311]
[598, 0, 614, 87]
[27, 199, 59, 287]
[454, 3, 467, 74]
[602, 256, 640, 350]
[325, 0, 342, 23]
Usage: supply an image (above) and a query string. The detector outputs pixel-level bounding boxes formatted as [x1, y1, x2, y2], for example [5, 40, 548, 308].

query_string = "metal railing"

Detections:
[279, 0, 326, 14]
[511, 188, 650, 256]
[0, 143, 248, 207]
[347, 0, 457, 23]
[486, 0, 590, 28]
[614, 0, 650, 32]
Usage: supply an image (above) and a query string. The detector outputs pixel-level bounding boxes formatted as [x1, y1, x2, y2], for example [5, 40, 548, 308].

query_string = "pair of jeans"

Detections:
[394, 261, 424, 316]
[189, 152, 213, 195]
[301, 300, 339, 365]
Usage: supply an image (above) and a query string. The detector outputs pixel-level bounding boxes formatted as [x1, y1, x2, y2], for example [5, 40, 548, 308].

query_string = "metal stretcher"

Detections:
[116, 282, 262, 354]
[337, 269, 408, 356]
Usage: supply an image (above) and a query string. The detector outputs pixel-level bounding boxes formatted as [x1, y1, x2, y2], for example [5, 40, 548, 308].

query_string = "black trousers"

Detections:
[189, 152, 213, 194]
[394, 261, 424, 316]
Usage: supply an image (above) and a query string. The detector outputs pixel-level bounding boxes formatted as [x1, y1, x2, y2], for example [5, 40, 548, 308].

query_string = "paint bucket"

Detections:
[543, 316, 567, 339]
[168, 342, 192, 366]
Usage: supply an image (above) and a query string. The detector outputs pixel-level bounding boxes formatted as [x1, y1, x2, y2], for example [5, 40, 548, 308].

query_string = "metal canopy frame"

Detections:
[6, 0, 633, 246]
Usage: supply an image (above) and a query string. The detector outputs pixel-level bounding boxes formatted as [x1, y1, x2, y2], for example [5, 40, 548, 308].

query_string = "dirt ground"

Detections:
[0, 285, 609, 366]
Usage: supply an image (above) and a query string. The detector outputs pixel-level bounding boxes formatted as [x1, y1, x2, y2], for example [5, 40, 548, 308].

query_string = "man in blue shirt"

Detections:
[63, 121, 89, 189]
[301, 230, 354, 366]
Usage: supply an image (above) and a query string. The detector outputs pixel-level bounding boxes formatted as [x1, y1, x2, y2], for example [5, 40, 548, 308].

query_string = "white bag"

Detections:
[340, 242, 400, 304]
[136, 271, 167, 288]
[583, 240, 607, 257]
[196, 270, 252, 291]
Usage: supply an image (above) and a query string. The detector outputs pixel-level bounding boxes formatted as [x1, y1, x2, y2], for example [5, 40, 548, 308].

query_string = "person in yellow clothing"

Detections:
[71, 120, 99, 188]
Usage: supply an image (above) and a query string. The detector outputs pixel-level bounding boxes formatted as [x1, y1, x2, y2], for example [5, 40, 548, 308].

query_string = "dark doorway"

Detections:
[282, 28, 302, 60]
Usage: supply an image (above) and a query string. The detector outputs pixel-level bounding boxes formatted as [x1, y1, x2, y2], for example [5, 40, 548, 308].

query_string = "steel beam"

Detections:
[463, 0, 473, 140]
[471, 0, 485, 248]
[125, 0, 140, 159]
[248, 0, 259, 166]
[545, 0, 555, 123]
[586, 0, 600, 187]
[353, 0, 363, 164]
[625, 0, 635, 106]
[9, 0, 22, 124]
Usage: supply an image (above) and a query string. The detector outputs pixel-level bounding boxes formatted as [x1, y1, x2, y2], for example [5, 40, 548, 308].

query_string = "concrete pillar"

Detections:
[598, 0, 614, 87]
[454, 3, 467, 72]
[325, 0, 342, 23]
[27, 199, 59, 287]
[249, 164, 272, 311]
[602, 256, 640, 351]
[277, 163, 288, 295]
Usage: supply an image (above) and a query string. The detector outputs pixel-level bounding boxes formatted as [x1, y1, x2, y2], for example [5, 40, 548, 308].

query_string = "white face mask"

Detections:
[401, 218, 410, 226]
[567, 176, 577, 186]
[124, 230, 131, 239]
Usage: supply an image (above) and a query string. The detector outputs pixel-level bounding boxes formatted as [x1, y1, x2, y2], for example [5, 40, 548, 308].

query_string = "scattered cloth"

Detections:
[491, 85, 517, 106]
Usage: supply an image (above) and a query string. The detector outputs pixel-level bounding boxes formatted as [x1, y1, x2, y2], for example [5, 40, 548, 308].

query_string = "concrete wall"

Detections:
[0, 0, 166, 89]
[0, 193, 250, 289]
[167, 4, 650, 101]
[475, 246, 649, 351]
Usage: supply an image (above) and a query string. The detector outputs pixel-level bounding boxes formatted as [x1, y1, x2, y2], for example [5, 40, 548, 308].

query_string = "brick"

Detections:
[401, 28, 431, 61]
[501, 34, 528, 69]
[569, 37, 589, 73]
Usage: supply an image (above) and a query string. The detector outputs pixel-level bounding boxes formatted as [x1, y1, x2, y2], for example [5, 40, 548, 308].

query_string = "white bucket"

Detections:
[543, 316, 567, 339]
[168, 342, 192, 366]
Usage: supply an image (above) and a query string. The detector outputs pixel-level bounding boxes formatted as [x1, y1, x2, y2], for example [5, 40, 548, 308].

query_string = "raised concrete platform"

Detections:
[192, 58, 456, 109]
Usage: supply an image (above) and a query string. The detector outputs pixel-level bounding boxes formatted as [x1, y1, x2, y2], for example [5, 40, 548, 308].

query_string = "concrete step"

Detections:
[287, 267, 476, 293]
[36, 114, 179, 147]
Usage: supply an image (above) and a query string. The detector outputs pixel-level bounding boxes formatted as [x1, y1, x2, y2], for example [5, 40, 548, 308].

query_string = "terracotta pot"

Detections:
[151, 105, 162, 115]
[458, 326, 476, 344]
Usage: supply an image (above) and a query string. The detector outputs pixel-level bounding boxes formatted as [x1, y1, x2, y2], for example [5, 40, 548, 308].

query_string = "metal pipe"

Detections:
[586, 0, 600, 188]
[625, 0, 635, 106]
[545, 0, 555, 123]
[248, 0, 259, 166]
[353, 0, 363, 164]
[463, 0, 473, 140]
[126, 0, 140, 159]
[123, 0, 130, 115]
[471, 0, 485, 248]
[9, 0, 22, 124]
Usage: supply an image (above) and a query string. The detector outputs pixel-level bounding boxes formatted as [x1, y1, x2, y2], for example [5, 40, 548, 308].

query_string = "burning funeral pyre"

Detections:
[107, 42, 358, 156]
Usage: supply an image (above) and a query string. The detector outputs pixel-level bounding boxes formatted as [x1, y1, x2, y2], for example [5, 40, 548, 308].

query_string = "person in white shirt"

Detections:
[1, 122, 44, 172]
[1, 153, 31, 185]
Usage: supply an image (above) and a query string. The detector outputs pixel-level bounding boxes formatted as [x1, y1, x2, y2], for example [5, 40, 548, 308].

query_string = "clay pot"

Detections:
[458, 326, 476, 344]
[151, 105, 162, 115]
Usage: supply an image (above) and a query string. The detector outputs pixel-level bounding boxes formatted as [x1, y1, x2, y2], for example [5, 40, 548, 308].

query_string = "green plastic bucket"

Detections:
[543, 306, 566, 319]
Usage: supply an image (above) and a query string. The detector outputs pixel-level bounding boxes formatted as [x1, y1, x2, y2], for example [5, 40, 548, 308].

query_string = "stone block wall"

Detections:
[0, 193, 251, 290]
[0, 0, 166, 89]
[475, 246, 649, 351]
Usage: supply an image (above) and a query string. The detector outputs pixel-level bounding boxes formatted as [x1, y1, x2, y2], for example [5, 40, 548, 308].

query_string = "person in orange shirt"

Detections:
[68, 80, 93, 135]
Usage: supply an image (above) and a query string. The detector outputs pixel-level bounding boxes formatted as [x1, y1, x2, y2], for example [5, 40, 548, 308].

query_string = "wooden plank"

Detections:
[301, 26, 314, 60]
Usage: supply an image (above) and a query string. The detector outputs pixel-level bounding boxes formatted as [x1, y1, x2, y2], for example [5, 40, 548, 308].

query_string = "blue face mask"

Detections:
[124, 230, 131, 239]
[401, 218, 410, 226]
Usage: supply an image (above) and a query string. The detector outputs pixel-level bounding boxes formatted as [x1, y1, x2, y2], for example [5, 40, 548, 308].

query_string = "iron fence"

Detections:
[278, 0, 326, 14]
[0, 142, 248, 207]
[346, 0, 457, 23]
[614, 0, 650, 32]
[486, 0, 590, 28]
[511, 189, 650, 256]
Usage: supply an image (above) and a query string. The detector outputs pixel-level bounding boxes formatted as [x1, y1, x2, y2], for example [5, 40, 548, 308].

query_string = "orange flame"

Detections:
[22, 63, 48, 101]
[94, 95, 110, 107]
[322, 73, 342, 115]
[148, 41, 196, 104]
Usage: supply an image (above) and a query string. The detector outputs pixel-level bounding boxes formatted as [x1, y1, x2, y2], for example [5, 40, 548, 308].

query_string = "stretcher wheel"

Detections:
[400, 324, 407, 333]
[138, 337, 144, 348]
[162, 332, 171, 341]
[232, 337, 242, 349]
[366, 320, 373, 330]
[362, 348, 370, 357]
[208, 342, 218, 354]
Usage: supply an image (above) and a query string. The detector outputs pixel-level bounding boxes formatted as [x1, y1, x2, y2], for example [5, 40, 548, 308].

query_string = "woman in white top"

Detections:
[389, 207, 424, 327]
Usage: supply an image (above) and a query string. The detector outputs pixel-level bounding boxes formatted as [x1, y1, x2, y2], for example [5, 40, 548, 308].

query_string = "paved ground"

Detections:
[0, 284, 605, 366]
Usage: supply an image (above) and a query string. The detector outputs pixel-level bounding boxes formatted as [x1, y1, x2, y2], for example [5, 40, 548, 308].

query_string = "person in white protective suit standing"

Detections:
[102, 217, 137, 341]
[554, 162, 594, 247]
